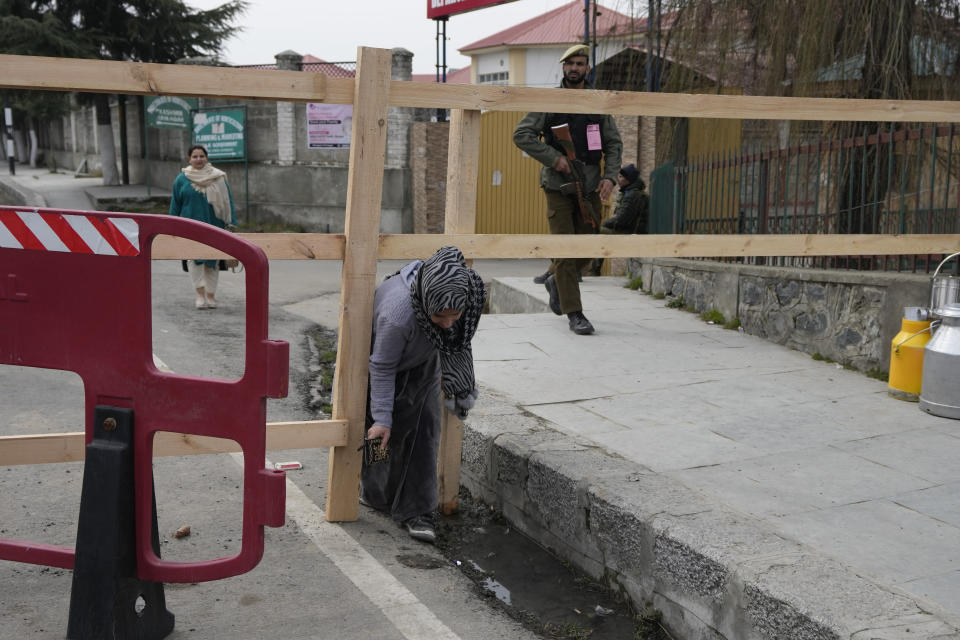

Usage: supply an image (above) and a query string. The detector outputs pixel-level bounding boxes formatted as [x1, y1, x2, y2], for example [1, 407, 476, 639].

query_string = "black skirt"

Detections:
[360, 353, 442, 523]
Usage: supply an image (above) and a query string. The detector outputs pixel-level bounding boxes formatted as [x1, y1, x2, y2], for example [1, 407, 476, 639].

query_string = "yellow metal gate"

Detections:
[476, 110, 549, 234]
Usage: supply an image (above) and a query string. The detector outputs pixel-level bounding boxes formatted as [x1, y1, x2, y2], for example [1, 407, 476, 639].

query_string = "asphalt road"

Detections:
[0, 257, 548, 639]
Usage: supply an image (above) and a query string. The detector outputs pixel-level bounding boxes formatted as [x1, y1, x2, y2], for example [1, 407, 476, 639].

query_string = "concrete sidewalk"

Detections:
[0, 165, 168, 209]
[468, 276, 960, 638]
[5, 165, 960, 637]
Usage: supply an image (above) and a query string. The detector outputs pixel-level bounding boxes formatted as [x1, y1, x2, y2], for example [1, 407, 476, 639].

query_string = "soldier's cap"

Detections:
[559, 44, 590, 63]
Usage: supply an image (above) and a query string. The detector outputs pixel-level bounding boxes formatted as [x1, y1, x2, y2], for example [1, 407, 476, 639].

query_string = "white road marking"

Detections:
[229, 453, 461, 640]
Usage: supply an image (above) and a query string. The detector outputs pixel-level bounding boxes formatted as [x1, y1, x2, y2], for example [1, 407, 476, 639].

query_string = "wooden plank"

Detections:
[152, 232, 960, 261]
[376, 233, 960, 259]
[5, 54, 960, 122]
[0, 420, 348, 466]
[152, 233, 345, 260]
[443, 109, 482, 232]
[0, 55, 341, 102]
[388, 81, 960, 122]
[325, 47, 393, 522]
[437, 108, 482, 514]
[0, 432, 85, 465]
[437, 408, 464, 516]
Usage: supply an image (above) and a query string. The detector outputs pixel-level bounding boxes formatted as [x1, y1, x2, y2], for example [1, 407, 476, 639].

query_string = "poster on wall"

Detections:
[192, 108, 245, 160]
[307, 103, 352, 149]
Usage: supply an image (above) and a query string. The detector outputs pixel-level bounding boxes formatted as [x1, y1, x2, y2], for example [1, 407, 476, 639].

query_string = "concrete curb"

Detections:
[0, 174, 46, 207]
[464, 280, 960, 639]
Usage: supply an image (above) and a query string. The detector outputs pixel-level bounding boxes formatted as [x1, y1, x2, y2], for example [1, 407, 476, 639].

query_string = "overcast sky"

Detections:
[185, 0, 582, 74]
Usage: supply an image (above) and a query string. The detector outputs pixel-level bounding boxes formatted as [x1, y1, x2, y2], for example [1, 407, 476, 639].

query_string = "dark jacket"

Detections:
[512, 80, 622, 193]
[602, 182, 649, 233]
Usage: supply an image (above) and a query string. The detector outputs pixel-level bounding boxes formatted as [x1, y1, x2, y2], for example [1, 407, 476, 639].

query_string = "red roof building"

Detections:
[458, 0, 645, 87]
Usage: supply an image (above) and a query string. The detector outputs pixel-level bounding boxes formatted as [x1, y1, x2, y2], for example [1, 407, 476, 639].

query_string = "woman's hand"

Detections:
[366, 424, 391, 449]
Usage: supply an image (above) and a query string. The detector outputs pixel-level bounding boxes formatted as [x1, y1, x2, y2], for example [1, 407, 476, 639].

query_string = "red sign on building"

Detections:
[427, 0, 519, 20]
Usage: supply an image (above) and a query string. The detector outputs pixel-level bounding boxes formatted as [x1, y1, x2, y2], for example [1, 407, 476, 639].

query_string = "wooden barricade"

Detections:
[3, 48, 960, 521]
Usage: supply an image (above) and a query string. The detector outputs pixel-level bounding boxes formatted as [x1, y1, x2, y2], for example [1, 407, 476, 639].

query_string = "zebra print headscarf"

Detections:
[410, 246, 486, 399]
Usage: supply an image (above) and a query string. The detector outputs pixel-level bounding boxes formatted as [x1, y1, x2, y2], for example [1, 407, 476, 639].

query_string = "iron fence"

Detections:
[233, 61, 356, 77]
[670, 124, 960, 272]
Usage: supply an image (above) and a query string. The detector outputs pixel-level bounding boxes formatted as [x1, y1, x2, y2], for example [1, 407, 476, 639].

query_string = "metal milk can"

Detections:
[888, 306, 932, 401]
[929, 252, 960, 317]
[919, 303, 960, 419]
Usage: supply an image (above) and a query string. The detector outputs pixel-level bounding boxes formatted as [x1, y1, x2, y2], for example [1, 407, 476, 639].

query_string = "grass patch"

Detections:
[811, 352, 833, 363]
[865, 367, 889, 382]
[540, 621, 593, 640]
[625, 276, 643, 291]
[723, 317, 741, 330]
[635, 603, 670, 640]
[700, 309, 725, 324]
[665, 296, 685, 309]
[652, 292, 666, 300]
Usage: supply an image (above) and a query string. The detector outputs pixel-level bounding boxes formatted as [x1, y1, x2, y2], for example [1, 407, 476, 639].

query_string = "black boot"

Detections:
[544, 274, 562, 315]
[567, 311, 595, 335]
[533, 270, 551, 284]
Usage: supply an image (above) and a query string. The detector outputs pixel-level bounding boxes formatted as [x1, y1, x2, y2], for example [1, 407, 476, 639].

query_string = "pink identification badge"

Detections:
[586, 123, 601, 150]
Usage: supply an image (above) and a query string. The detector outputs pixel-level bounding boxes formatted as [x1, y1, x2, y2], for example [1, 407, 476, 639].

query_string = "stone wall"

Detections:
[37, 50, 413, 233]
[630, 258, 929, 371]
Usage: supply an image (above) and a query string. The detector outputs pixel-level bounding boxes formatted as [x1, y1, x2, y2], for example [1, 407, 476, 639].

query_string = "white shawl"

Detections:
[181, 164, 232, 225]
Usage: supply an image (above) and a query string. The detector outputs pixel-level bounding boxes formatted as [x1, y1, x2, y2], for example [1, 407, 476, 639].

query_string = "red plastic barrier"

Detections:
[0, 206, 289, 583]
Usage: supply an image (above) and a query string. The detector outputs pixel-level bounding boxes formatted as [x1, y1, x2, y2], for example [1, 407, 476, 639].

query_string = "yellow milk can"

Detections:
[888, 306, 933, 401]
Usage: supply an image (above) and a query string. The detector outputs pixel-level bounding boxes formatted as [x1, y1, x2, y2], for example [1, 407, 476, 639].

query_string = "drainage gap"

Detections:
[437, 490, 643, 640]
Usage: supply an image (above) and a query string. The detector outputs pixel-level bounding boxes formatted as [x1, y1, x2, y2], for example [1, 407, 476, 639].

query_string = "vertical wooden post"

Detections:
[325, 46, 392, 522]
[437, 108, 481, 514]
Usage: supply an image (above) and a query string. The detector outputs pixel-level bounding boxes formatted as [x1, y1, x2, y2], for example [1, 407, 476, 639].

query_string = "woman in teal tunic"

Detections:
[169, 144, 236, 309]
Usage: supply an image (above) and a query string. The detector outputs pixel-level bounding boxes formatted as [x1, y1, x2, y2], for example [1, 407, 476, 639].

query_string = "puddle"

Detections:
[437, 493, 649, 640]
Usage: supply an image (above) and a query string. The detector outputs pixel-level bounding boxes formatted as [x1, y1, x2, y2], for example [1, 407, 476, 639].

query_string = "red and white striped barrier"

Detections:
[0, 209, 140, 256]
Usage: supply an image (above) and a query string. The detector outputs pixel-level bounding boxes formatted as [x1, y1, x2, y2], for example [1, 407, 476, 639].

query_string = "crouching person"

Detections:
[361, 246, 486, 543]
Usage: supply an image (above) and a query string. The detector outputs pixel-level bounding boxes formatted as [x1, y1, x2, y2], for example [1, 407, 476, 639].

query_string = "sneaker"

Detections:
[404, 515, 436, 543]
[532, 270, 552, 284]
[195, 296, 207, 310]
[568, 311, 595, 335]
[205, 295, 217, 309]
[544, 274, 562, 316]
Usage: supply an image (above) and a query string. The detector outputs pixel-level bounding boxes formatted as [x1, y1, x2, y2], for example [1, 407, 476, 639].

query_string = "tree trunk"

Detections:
[28, 119, 38, 168]
[95, 94, 120, 186]
[13, 128, 28, 164]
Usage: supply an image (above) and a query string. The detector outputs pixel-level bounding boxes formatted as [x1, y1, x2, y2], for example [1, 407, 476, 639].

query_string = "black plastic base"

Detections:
[66, 405, 174, 640]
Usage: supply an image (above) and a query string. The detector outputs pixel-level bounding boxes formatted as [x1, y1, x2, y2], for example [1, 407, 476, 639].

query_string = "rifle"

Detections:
[550, 123, 597, 230]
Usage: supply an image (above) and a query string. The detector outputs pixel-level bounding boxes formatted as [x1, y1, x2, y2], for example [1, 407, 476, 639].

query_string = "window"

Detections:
[478, 71, 509, 85]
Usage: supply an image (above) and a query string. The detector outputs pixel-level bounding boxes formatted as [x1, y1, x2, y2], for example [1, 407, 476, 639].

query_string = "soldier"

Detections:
[513, 44, 622, 335]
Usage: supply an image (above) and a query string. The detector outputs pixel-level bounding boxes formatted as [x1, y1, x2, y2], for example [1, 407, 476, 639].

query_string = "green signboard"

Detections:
[145, 96, 197, 129]
[192, 108, 245, 160]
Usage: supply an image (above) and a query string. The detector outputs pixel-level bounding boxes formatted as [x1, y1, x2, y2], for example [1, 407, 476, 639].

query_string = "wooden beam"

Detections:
[325, 47, 393, 523]
[5, 55, 960, 122]
[151, 232, 960, 261]
[390, 81, 960, 121]
[437, 108, 482, 515]
[152, 233, 345, 260]
[376, 233, 960, 260]
[0, 55, 341, 102]
[443, 109, 482, 231]
[0, 420, 348, 466]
